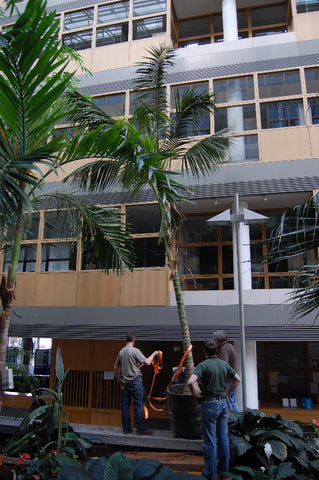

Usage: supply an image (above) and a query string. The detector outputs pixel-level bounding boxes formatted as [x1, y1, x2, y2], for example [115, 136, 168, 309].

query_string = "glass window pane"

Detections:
[252, 277, 265, 289]
[252, 26, 288, 37]
[179, 246, 218, 275]
[22, 213, 40, 240]
[94, 93, 126, 116]
[214, 76, 254, 104]
[3, 244, 37, 273]
[250, 244, 264, 273]
[133, 15, 166, 39]
[223, 278, 234, 290]
[171, 112, 210, 137]
[134, 238, 165, 267]
[269, 276, 295, 288]
[258, 70, 301, 98]
[268, 252, 311, 273]
[309, 98, 319, 124]
[133, 0, 166, 16]
[221, 226, 232, 241]
[251, 5, 286, 27]
[178, 37, 211, 48]
[41, 242, 77, 272]
[237, 10, 248, 29]
[296, 0, 319, 13]
[96, 23, 128, 46]
[213, 13, 223, 33]
[308, 343, 319, 368]
[260, 100, 305, 129]
[222, 245, 233, 273]
[305, 67, 319, 93]
[44, 212, 77, 239]
[215, 104, 256, 132]
[126, 204, 161, 233]
[98, 1, 129, 23]
[171, 82, 209, 109]
[179, 216, 218, 243]
[64, 9, 94, 30]
[63, 30, 92, 50]
[182, 278, 219, 291]
[228, 135, 259, 163]
[178, 16, 210, 38]
[268, 343, 306, 368]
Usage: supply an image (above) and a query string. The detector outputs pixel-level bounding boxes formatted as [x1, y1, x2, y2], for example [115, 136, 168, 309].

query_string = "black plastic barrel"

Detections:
[168, 383, 202, 439]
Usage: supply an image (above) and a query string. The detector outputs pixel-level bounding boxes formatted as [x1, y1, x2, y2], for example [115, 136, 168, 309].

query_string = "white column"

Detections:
[232, 200, 252, 290]
[235, 340, 259, 410]
[222, 0, 238, 41]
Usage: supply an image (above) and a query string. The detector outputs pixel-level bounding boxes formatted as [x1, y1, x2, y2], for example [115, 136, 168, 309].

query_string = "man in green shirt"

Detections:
[188, 339, 241, 480]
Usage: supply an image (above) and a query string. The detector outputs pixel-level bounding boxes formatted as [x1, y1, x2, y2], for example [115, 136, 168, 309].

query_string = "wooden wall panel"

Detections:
[120, 269, 169, 306]
[36, 272, 77, 306]
[90, 340, 123, 371]
[53, 339, 91, 370]
[260, 127, 311, 162]
[14, 273, 36, 306]
[76, 271, 121, 306]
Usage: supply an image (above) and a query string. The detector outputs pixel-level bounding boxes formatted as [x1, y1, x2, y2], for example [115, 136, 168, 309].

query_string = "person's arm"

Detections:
[187, 373, 204, 401]
[144, 350, 158, 366]
[225, 373, 241, 396]
[114, 362, 122, 384]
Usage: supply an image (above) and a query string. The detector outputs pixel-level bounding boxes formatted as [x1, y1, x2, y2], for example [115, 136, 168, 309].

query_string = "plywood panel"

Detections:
[14, 273, 36, 306]
[53, 339, 91, 370]
[260, 127, 311, 162]
[76, 271, 121, 306]
[90, 340, 123, 371]
[120, 268, 169, 306]
[309, 126, 319, 158]
[36, 272, 77, 306]
[294, 11, 319, 42]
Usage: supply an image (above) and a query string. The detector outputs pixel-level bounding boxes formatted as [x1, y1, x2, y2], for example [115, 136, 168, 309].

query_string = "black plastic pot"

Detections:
[168, 383, 202, 439]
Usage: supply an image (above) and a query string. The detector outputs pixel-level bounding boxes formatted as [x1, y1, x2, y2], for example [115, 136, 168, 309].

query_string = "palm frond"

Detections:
[134, 43, 174, 90]
[291, 265, 319, 321]
[266, 194, 319, 262]
[65, 90, 116, 130]
[39, 193, 136, 273]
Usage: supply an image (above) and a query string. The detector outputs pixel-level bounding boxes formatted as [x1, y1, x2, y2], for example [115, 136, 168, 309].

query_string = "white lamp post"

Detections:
[207, 193, 268, 409]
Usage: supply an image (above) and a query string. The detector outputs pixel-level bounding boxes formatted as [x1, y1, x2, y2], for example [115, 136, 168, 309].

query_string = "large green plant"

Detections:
[64, 45, 229, 381]
[0, 0, 137, 407]
[228, 409, 319, 480]
[264, 193, 319, 320]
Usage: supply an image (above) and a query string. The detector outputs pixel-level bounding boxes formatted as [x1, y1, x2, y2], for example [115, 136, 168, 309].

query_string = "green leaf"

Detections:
[103, 452, 133, 480]
[268, 439, 287, 461]
[58, 465, 95, 480]
[56, 347, 65, 384]
[230, 435, 253, 458]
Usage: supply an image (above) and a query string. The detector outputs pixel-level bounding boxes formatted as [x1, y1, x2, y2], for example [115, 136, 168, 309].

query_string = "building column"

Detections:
[234, 340, 259, 410]
[222, 0, 238, 41]
[232, 200, 252, 290]
[231, 200, 259, 410]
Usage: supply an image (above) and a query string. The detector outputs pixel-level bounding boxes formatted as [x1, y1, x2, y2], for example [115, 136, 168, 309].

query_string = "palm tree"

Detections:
[0, 0, 139, 406]
[64, 45, 229, 381]
[265, 193, 319, 321]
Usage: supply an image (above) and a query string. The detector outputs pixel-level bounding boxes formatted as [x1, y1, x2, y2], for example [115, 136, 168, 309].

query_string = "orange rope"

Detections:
[144, 344, 193, 415]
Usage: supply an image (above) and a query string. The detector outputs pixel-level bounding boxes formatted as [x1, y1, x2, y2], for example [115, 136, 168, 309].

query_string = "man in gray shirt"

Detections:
[114, 333, 158, 435]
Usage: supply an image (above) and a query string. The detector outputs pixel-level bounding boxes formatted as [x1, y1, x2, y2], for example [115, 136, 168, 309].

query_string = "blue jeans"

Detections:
[201, 399, 229, 480]
[122, 376, 145, 433]
[225, 381, 239, 413]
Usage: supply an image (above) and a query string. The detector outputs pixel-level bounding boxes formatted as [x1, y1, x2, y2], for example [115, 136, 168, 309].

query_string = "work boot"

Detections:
[137, 429, 153, 435]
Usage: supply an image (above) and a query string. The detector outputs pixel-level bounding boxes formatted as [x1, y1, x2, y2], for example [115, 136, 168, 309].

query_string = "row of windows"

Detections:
[55, 66, 318, 163]
[2, 206, 316, 291]
[174, 1, 291, 47]
[61, 0, 167, 50]
[296, 0, 319, 13]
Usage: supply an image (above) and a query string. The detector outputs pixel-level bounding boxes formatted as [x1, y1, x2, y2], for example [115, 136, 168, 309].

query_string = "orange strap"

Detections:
[144, 344, 193, 415]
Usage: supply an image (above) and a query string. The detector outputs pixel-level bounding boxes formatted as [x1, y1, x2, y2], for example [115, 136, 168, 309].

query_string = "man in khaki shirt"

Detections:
[114, 333, 158, 435]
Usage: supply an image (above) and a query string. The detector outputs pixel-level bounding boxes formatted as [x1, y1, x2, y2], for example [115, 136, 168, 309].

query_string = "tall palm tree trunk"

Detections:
[165, 233, 194, 389]
[0, 219, 22, 410]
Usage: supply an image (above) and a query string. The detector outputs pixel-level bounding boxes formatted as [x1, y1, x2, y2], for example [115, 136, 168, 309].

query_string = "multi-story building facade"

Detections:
[1, 0, 319, 424]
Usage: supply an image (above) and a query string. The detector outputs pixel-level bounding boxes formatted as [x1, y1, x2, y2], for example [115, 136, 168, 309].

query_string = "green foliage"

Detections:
[229, 409, 319, 479]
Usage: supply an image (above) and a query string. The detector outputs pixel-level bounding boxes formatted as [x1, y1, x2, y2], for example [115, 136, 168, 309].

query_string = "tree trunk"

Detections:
[0, 219, 22, 411]
[165, 232, 194, 390]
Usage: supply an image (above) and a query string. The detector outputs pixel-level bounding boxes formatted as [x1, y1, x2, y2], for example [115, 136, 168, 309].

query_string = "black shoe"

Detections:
[123, 428, 133, 434]
[137, 429, 153, 435]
